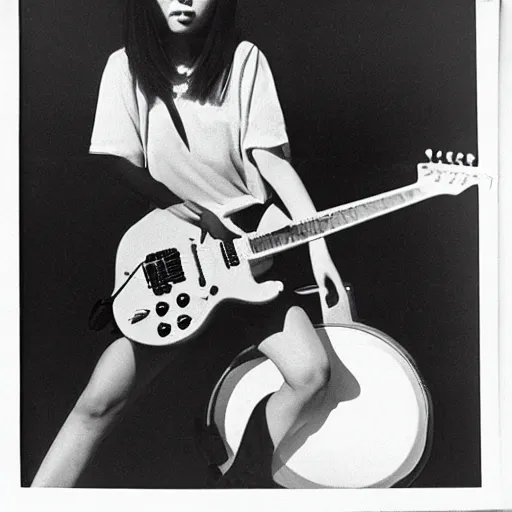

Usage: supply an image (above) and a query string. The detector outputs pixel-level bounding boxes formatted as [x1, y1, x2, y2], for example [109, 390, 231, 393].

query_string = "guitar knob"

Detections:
[130, 309, 150, 324]
[176, 293, 190, 308]
[157, 323, 172, 337]
[156, 302, 170, 316]
[209, 286, 219, 296]
[177, 315, 192, 330]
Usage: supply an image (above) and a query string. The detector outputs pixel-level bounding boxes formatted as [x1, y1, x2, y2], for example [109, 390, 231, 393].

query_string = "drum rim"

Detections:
[204, 322, 434, 488]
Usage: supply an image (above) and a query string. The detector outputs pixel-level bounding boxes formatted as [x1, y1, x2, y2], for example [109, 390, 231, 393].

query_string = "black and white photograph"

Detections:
[2, 0, 510, 510]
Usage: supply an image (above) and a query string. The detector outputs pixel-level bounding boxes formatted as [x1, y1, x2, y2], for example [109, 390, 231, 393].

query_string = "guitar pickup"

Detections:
[220, 240, 240, 268]
[143, 248, 186, 295]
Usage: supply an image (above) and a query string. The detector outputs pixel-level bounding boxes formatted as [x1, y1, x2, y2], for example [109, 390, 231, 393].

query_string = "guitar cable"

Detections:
[88, 262, 144, 331]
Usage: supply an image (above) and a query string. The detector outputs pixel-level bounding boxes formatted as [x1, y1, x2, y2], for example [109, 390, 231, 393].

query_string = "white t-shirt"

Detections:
[89, 41, 290, 219]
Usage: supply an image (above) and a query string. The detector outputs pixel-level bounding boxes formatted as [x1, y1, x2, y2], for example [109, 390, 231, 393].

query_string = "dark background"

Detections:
[20, 0, 481, 487]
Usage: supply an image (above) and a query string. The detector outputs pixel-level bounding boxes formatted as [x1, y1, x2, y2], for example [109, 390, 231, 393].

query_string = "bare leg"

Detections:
[258, 306, 330, 449]
[31, 337, 177, 487]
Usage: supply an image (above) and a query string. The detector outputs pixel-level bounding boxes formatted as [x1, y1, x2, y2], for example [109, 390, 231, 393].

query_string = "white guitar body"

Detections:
[209, 323, 432, 488]
[112, 209, 283, 346]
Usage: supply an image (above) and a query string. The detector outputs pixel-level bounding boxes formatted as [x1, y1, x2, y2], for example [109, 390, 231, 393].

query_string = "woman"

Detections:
[31, 0, 348, 488]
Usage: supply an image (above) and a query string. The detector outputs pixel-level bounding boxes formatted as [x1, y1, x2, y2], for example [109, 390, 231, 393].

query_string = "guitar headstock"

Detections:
[417, 149, 492, 195]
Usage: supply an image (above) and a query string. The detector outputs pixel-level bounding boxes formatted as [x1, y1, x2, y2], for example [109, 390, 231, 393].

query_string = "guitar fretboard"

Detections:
[248, 185, 428, 258]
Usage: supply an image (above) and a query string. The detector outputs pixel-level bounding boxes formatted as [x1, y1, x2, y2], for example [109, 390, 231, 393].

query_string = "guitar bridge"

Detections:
[143, 248, 185, 296]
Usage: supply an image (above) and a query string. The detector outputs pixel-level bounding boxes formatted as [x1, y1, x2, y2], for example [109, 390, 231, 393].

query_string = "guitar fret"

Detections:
[249, 186, 427, 257]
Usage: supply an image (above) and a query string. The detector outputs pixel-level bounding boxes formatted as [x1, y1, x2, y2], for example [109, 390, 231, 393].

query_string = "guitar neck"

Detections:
[246, 183, 434, 260]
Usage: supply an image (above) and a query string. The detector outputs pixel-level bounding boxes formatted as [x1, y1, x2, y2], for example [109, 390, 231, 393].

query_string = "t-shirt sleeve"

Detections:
[89, 51, 145, 167]
[240, 46, 291, 164]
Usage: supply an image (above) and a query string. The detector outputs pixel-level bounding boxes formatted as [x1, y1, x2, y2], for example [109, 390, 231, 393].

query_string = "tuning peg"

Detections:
[425, 149, 433, 162]
[455, 152, 464, 165]
[446, 151, 454, 164]
[436, 150, 443, 162]
[466, 153, 476, 166]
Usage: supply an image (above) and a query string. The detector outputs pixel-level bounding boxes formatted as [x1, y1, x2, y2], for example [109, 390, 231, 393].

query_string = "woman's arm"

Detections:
[253, 147, 352, 322]
[97, 155, 236, 244]
[92, 155, 183, 209]
[252, 147, 317, 220]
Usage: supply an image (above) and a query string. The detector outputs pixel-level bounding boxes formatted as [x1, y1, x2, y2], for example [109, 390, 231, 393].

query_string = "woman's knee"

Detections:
[283, 306, 331, 393]
[287, 356, 330, 395]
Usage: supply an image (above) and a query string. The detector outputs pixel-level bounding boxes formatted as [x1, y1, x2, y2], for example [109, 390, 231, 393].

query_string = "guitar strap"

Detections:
[162, 91, 190, 151]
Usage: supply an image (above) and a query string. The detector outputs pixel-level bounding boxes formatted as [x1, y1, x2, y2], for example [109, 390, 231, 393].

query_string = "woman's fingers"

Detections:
[183, 199, 204, 215]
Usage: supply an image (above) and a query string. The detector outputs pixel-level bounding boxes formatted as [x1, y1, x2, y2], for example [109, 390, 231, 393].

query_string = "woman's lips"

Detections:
[170, 11, 195, 24]
[170, 10, 194, 17]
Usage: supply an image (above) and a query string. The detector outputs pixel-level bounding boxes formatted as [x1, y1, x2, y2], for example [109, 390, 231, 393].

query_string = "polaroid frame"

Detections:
[1, 0, 510, 511]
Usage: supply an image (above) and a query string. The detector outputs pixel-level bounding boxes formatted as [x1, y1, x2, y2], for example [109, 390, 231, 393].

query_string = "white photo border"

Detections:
[2, 0, 509, 510]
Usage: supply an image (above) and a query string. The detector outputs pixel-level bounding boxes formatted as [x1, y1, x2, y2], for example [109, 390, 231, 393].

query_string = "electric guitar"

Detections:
[111, 150, 489, 346]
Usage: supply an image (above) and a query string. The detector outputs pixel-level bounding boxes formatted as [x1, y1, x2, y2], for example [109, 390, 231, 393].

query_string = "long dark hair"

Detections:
[124, 0, 239, 105]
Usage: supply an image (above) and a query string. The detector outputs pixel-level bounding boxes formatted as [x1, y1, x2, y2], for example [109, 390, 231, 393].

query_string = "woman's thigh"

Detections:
[257, 306, 329, 389]
[75, 337, 180, 417]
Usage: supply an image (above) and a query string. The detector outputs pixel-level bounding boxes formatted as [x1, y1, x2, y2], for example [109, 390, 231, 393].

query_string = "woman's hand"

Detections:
[185, 200, 241, 243]
[309, 239, 352, 323]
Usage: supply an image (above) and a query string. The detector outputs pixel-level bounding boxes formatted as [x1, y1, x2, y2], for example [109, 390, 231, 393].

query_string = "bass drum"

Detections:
[207, 323, 433, 488]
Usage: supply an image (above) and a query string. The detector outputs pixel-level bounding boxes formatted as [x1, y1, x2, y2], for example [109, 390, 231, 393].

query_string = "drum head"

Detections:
[210, 324, 432, 488]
